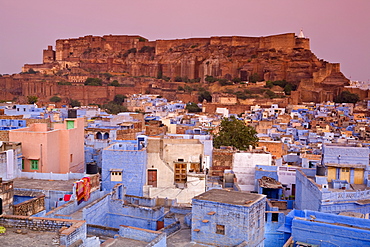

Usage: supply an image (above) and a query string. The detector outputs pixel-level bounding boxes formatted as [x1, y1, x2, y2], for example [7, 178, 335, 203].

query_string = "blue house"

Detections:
[282, 209, 370, 247]
[83, 185, 168, 230]
[4, 104, 45, 118]
[101, 139, 147, 196]
[295, 167, 370, 214]
[191, 189, 266, 247]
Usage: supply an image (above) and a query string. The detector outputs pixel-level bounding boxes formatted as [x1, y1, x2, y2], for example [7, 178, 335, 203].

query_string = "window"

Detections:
[30, 160, 38, 170]
[272, 213, 279, 222]
[66, 120, 75, 129]
[96, 132, 102, 140]
[216, 224, 225, 235]
[22, 159, 24, 170]
[70, 154, 73, 163]
[111, 171, 122, 181]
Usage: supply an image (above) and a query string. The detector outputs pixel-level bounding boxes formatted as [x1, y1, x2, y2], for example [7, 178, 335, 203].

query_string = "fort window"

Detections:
[103, 133, 109, 139]
[216, 224, 225, 235]
[30, 160, 39, 170]
[111, 171, 122, 181]
[70, 154, 73, 163]
[22, 159, 24, 170]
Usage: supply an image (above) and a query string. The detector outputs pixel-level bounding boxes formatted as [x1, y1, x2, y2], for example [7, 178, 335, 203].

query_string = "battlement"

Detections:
[54, 33, 310, 60]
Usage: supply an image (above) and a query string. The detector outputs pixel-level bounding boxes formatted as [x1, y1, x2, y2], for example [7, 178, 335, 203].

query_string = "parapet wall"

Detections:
[0, 215, 86, 246]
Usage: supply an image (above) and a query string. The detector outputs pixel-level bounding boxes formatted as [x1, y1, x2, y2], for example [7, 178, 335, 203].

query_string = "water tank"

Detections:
[86, 162, 98, 174]
[68, 109, 77, 118]
[316, 165, 326, 176]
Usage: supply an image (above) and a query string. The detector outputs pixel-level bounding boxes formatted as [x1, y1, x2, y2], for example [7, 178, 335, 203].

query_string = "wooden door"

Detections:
[175, 163, 187, 183]
[340, 168, 350, 182]
[148, 169, 157, 187]
[327, 167, 337, 182]
[354, 168, 364, 184]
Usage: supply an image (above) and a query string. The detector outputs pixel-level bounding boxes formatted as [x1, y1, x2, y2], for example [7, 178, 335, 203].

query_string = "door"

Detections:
[354, 168, 364, 184]
[327, 167, 337, 182]
[148, 169, 157, 187]
[175, 163, 187, 183]
[340, 168, 350, 182]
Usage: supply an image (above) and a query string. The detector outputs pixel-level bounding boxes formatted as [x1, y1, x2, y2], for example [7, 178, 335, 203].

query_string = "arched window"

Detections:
[103, 132, 109, 139]
[96, 132, 102, 140]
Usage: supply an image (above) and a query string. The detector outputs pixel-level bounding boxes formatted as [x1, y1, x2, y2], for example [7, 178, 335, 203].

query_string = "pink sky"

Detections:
[1, 0, 369, 81]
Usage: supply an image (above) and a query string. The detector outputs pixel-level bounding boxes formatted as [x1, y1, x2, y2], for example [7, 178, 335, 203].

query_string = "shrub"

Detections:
[198, 90, 212, 102]
[186, 102, 201, 113]
[205, 75, 217, 83]
[84, 78, 103, 86]
[139, 46, 155, 53]
[70, 99, 81, 108]
[232, 77, 242, 83]
[113, 94, 126, 105]
[249, 73, 260, 83]
[50, 96, 62, 103]
[58, 81, 72, 85]
[27, 96, 38, 104]
[108, 80, 120, 87]
[334, 91, 360, 104]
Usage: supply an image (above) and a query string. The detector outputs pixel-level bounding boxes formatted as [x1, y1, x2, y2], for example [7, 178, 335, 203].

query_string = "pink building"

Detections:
[9, 118, 84, 173]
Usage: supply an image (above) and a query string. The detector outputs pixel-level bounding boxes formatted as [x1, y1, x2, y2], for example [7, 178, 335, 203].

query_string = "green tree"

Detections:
[284, 83, 293, 95]
[174, 76, 183, 82]
[27, 95, 38, 104]
[334, 91, 360, 104]
[265, 81, 274, 88]
[205, 75, 217, 83]
[232, 77, 242, 83]
[213, 116, 259, 150]
[265, 90, 277, 99]
[249, 73, 260, 83]
[102, 102, 128, 114]
[185, 102, 201, 113]
[198, 90, 212, 102]
[84, 78, 103, 86]
[108, 80, 120, 87]
[50, 96, 62, 103]
[113, 94, 126, 105]
[70, 99, 81, 108]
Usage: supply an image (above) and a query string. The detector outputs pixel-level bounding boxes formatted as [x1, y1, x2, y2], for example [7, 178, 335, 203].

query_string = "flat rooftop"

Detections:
[193, 189, 265, 206]
[102, 236, 147, 247]
[0, 227, 59, 246]
[13, 178, 75, 191]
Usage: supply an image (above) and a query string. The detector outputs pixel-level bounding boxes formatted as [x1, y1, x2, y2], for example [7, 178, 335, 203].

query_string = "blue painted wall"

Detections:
[296, 169, 370, 214]
[191, 197, 265, 247]
[290, 210, 370, 246]
[83, 191, 166, 231]
[264, 212, 287, 247]
[102, 141, 147, 196]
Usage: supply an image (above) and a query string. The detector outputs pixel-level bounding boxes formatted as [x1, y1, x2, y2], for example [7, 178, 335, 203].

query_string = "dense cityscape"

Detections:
[1, 1, 370, 246]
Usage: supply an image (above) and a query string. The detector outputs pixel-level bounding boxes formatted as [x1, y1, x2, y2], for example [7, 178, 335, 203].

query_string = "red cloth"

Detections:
[63, 194, 72, 201]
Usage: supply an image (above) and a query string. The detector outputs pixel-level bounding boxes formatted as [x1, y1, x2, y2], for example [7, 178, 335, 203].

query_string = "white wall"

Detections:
[233, 152, 272, 192]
